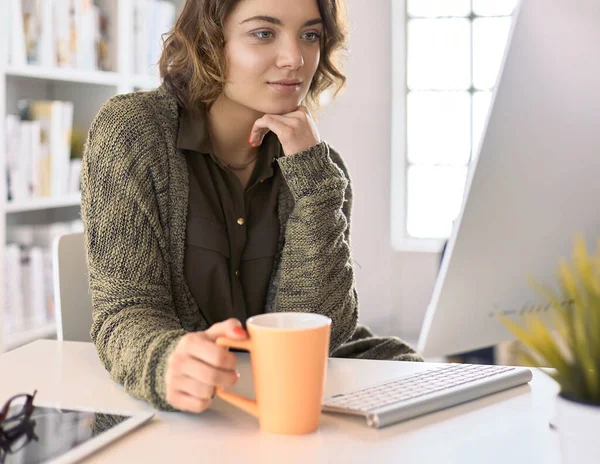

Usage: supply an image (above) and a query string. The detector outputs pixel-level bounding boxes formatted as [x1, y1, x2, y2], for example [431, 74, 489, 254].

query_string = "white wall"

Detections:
[318, 0, 441, 340]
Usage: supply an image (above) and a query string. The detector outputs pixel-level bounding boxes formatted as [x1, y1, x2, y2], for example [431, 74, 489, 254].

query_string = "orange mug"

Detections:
[216, 312, 331, 435]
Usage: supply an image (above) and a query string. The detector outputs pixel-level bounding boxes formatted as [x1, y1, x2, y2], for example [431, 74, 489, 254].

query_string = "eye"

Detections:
[302, 32, 322, 41]
[253, 30, 274, 40]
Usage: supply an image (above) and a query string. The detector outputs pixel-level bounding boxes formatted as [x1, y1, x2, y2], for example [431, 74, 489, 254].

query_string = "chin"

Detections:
[268, 103, 302, 115]
[244, 99, 298, 116]
[252, 89, 308, 115]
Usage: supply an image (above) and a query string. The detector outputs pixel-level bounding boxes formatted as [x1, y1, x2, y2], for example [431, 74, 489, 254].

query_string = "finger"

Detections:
[252, 115, 294, 144]
[249, 124, 270, 146]
[169, 391, 211, 413]
[174, 375, 216, 400]
[204, 318, 248, 341]
[178, 332, 239, 370]
[186, 335, 239, 370]
[180, 359, 240, 388]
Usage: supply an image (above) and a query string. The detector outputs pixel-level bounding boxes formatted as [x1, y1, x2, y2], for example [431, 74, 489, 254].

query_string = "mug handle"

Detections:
[215, 337, 258, 418]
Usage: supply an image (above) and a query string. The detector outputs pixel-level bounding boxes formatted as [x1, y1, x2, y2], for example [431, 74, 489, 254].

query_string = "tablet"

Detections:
[1, 401, 154, 464]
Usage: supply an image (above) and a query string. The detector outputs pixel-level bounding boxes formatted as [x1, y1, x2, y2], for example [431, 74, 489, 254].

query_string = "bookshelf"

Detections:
[1, 0, 182, 353]
[6, 192, 82, 213]
[6, 66, 122, 86]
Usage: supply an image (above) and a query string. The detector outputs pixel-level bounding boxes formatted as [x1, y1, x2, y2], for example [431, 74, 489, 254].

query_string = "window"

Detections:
[391, 0, 516, 252]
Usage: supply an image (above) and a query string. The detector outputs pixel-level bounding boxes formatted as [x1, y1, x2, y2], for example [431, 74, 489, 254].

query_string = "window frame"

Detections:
[390, 0, 445, 253]
[391, 1, 512, 253]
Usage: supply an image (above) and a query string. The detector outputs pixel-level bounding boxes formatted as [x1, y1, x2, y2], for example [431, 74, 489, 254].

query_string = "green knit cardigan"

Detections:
[81, 85, 422, 411]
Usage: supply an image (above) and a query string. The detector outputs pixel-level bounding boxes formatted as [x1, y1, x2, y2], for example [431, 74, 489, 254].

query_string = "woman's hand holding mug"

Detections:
[165, 318, 248, 413]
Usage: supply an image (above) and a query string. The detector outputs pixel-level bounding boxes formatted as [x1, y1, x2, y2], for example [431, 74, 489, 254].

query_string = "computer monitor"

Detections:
[417, 0, 600, 357]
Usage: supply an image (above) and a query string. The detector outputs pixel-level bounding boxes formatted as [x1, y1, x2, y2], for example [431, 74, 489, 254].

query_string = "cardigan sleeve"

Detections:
[273, 142, 358, 352]
[275, 143, 423, 361]
[331, 324, 424, 362]
[81, 97, 185, 411]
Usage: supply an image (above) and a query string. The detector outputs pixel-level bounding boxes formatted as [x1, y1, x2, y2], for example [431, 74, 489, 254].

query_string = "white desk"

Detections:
[0, 340, 561, 463]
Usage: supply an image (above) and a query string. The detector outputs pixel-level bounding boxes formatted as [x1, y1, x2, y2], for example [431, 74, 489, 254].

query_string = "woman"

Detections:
[82, 0, 421, 414]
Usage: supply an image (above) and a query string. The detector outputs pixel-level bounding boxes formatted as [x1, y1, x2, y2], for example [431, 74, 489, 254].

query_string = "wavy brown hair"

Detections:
[158, 0, 348, 115]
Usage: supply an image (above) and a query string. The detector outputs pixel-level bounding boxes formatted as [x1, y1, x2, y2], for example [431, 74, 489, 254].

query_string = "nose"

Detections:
[276, 37, 304, 70]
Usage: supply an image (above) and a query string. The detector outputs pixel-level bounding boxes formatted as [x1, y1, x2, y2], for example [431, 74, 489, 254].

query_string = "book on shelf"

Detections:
[38, 0, 55, 68]
[3, 245, 52, 340]
[54, 0, 72, 68]
[7, 0, 115, 72]
[3, 244, 25, 338]
[6, 117, 39, 201]
[5, 100, 81, 203]
[74, 0, 102, 70]
[134, 0, 176, 77]
[3, 220, 84, 341]
[8, 0, 27, 67]
[96, 0, 119, 72]
[8, 0, 177, 76]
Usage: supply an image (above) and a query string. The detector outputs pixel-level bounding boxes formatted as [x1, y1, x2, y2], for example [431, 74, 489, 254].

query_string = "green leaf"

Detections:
[499, 234, 600, 403]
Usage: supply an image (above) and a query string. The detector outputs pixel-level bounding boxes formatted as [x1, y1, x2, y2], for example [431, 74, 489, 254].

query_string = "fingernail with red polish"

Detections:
[233, 327, 247, 336]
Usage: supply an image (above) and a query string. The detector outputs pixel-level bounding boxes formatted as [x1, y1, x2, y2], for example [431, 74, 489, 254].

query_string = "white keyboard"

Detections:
[323, 363, 532, 428]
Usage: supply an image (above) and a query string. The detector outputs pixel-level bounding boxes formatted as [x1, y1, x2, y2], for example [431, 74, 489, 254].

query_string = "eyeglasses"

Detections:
[0, 391, 39, 460]
[0, 390, 36, 426]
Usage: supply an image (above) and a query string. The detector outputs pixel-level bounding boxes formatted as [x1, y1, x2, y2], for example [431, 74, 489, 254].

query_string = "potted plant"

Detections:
[499, 235, 599, 464]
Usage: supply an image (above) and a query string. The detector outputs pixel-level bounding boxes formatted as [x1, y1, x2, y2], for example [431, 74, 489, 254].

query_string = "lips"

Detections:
[268, 80, 302, 85]
[267, 81, 302, 94]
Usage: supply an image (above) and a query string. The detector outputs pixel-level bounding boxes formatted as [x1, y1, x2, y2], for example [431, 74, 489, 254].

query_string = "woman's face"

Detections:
[222, 0, 323, 115]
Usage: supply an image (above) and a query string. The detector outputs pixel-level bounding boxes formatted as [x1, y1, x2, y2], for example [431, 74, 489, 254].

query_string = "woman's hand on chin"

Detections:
[249, 105, 321, 157]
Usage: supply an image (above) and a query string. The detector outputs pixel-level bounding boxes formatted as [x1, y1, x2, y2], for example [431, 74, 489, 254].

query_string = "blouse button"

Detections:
[237, 217, 245, 226]
[235, 270, 240, 277]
